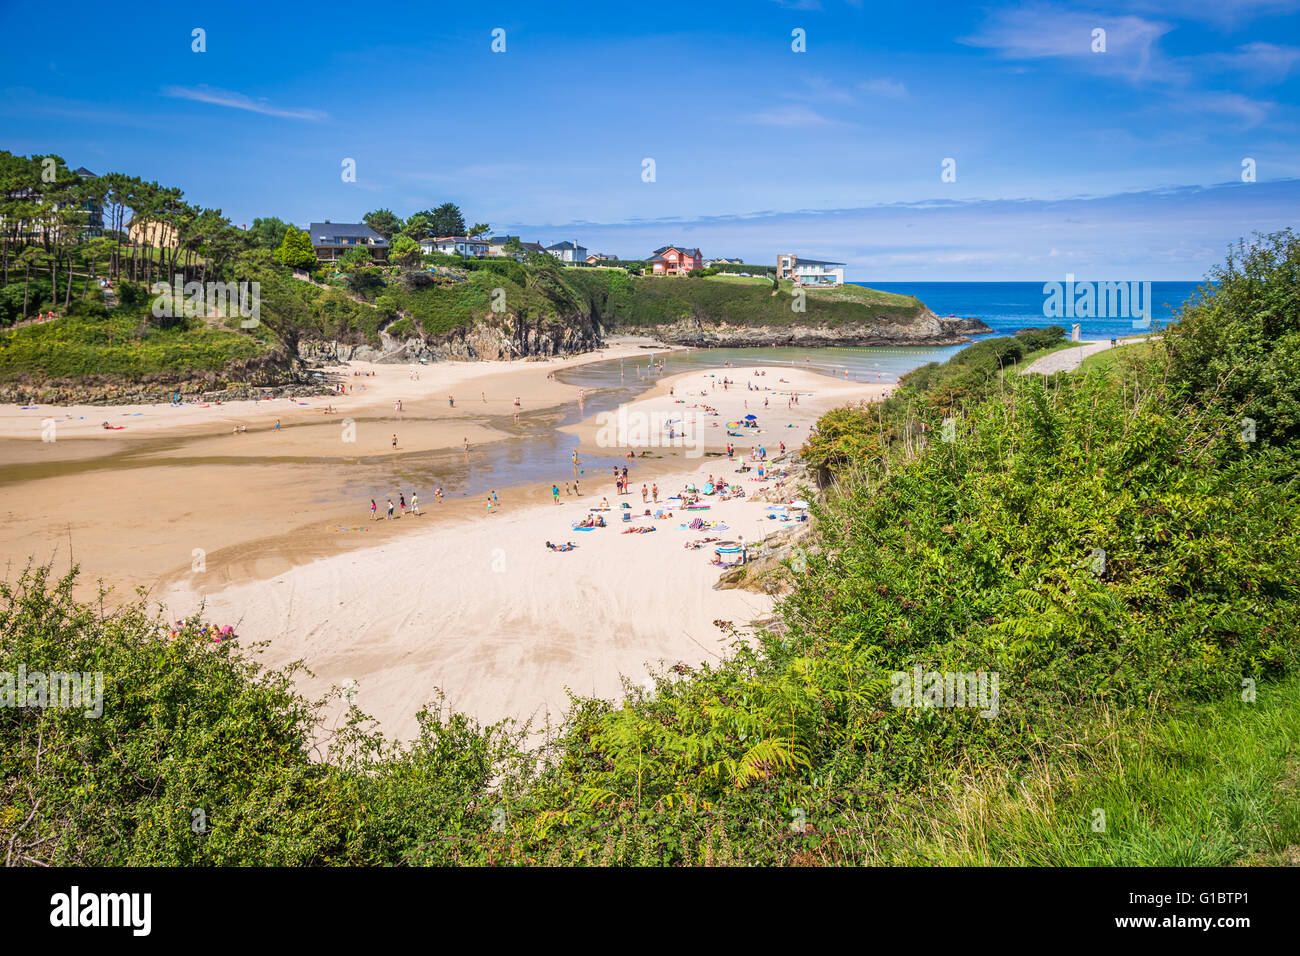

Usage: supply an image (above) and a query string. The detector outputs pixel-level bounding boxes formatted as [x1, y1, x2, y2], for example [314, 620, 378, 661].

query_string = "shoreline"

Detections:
[2, 351, 883, 739]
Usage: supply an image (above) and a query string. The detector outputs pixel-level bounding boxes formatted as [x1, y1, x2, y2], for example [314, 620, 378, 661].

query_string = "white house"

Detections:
[776, 254, 845, 287]
[420, 236, 489, 257]
[546, 240, 588, 263]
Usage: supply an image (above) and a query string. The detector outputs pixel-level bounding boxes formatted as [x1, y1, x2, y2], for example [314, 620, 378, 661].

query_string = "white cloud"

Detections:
[859, 78, 907, 98]
[961, 4, 1173, 80]
[162, 85, 328, 121]
[746, 105, 843, 127]
[1194, 42, 1300, 82]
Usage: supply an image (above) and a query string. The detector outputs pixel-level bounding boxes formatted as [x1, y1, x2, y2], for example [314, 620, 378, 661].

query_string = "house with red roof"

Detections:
[648, 245, 703, 275]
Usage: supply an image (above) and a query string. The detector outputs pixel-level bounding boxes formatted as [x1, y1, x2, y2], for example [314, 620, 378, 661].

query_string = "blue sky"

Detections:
[2, 0, 1297, 279]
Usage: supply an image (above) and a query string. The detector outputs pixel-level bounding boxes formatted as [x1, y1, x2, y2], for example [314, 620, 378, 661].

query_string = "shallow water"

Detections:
[0, 344, 971, 512]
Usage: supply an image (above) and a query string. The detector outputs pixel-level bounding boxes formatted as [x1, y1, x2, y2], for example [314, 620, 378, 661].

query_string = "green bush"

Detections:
[1163, 229, 1300, 445]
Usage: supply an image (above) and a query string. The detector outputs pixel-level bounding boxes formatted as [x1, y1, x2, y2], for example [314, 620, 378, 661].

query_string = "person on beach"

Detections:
[449, 395, 455, 407]
[411, 493, 420, 515]
[386, 498, 395, 519]
[399, 493, 407, 515]
[275, 419, 280, 431]
[371, 499, 378, 521]
[482, 392, 486, 403]
[464, 438, 470, 453]
[641, 484, 649, 503]
[552, 484, 561, 505]
[392, 434, 398, 449]
[492, 491, 499, 507]
[574, 479, 581, 495]
[435, 487, 444, 503]
[651, 483, 659, 503]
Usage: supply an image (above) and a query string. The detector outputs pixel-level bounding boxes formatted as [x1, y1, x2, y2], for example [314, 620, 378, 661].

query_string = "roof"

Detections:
[652, 245, 702, 257]
[487, 236, 518, 244]
[426, 236, 487, 243]
[792, 257, 846, 267]
[547, 240, 586, 250]
[308, 222, 389, 246]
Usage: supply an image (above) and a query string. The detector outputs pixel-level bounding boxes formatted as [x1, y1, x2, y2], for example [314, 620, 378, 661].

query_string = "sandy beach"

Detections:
[1, 346, 884, 738]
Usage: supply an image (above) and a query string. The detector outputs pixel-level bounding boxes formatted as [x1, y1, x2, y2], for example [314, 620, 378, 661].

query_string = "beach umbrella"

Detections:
[744, 414, 757, 420]
[789, 500, 810, 509]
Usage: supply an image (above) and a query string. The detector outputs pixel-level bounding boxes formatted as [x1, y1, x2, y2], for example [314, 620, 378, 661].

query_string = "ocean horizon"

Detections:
[855, 280, 1205, 340]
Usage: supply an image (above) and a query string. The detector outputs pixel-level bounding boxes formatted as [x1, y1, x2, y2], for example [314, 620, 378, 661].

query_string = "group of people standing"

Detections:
[370, 488, 444, 520]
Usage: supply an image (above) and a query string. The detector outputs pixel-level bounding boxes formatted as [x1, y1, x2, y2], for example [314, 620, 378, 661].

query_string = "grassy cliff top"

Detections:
[562, 270, 930, 329]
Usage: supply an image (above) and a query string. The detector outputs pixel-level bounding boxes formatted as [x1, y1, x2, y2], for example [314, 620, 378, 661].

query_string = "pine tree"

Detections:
[274, 226, 316, 269]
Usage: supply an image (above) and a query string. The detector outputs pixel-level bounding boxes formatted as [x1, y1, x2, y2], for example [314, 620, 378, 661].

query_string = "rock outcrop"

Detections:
[299, 315, 602, 366]
[620, 311, 993, 348]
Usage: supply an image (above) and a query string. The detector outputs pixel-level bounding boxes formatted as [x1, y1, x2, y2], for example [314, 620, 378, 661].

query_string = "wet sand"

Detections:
[0, 341, 662, 597]
[1, 348, 884, 739]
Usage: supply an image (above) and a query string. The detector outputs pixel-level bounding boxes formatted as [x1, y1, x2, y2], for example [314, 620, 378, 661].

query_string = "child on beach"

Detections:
[370, 499, 378, 521]
[552, 484, 561, 505]
[386, 498, 395, 519]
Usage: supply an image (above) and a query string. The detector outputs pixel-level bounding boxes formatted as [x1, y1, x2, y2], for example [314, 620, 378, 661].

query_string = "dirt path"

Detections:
[1020, 336, 1159, 375]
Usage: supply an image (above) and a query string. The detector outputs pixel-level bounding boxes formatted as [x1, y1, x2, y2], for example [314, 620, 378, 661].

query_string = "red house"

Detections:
[648, 245, 703, 275]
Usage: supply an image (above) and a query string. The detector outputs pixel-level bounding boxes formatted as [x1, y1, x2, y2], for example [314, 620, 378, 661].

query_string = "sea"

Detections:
[860, 280, 1205, 341]
[375, 281, 1207, 499]
[561, 280, 1206, 389]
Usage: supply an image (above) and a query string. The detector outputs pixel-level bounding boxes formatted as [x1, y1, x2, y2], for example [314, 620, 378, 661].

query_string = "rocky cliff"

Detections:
[625, 311, 993, 348]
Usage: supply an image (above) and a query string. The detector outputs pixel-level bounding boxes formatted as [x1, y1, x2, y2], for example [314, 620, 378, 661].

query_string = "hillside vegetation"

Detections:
[3, 231, 1297, 866]
[563, 269, 929, 330]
